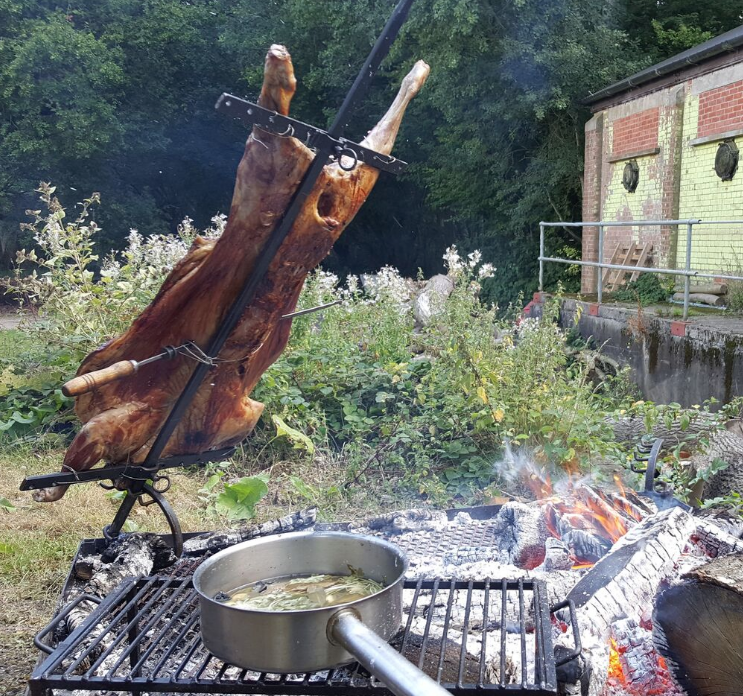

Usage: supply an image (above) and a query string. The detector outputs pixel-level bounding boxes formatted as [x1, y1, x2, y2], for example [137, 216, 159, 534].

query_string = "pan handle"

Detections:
[328, 609, 451, 696]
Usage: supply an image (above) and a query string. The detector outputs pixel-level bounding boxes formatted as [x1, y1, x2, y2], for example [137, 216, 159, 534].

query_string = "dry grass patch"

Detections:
[0, 442, 213, 695]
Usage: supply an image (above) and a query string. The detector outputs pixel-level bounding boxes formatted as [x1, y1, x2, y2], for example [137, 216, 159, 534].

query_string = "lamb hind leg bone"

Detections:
[36, 47, 429, 502]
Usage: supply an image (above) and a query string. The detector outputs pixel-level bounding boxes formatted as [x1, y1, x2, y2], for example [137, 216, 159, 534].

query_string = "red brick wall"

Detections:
[698, 79, 743, 137]
[581, 116, 603, 293]
[611, 108, 659, 156]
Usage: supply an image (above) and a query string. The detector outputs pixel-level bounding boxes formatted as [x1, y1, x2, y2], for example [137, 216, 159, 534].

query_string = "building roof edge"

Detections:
[584, 24, 743, 106]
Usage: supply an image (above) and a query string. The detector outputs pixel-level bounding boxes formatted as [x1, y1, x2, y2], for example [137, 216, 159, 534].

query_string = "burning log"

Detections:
[491, 501, 549, 569]
[555, 507, 696, 696]
[691, 517, 743, 557]
[37, 45, 430, 502]
[55, 534, 175, 668]
[182, 506, 317, 555]
[653, 553, 743, 696]
[606, 618, 685, 696]
[352, 508, 450, 535]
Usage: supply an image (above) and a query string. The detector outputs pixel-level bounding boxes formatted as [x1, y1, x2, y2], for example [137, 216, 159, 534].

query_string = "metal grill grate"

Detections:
[29, 575, 560, 695]
[376, 522, 503, 562]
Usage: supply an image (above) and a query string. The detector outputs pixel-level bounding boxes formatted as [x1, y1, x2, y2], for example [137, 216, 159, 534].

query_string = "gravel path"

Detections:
[0, 310, 29, 330]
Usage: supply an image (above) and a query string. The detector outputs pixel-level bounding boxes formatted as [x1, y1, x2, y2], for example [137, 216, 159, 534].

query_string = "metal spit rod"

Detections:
[60, 301, 342, 397]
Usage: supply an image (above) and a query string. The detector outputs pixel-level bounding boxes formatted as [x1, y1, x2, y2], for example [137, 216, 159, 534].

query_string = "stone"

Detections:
[413, 274, 454, 327]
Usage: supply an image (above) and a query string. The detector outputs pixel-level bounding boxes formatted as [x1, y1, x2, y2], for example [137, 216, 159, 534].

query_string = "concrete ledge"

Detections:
[534, 298, 743, 406]
[607, 147, 660, 163]
[689, 128, 743, 146]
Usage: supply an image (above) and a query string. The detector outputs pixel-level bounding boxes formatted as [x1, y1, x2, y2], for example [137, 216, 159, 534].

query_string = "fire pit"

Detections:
[27, 481, 743, 696]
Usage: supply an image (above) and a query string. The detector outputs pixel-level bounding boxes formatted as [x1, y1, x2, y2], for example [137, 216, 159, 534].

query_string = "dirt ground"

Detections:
[0, 309, 23, 330]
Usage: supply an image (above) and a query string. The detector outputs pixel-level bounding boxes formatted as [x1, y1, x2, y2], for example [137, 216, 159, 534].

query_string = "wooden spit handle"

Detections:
[62, 360, 138, 397]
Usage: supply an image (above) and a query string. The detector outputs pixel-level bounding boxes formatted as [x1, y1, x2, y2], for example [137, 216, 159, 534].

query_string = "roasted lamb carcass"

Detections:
[35, 45, 429, 502]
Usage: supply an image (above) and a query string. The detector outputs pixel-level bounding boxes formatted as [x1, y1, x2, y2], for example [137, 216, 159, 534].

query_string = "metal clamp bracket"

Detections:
[19, 447, 236, 491]
[215, 94, 408, 175]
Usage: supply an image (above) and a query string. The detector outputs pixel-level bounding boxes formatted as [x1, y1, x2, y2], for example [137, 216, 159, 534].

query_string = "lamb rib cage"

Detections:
[29, 575, 566, 695]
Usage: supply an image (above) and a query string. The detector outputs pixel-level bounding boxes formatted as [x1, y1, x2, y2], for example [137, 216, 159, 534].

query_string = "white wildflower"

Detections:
[478, 263, 496, 279]
[443, 245, 464, 276]
[340, 274, 361, 306]
[316, 270, 339, 293]
[209, 213, 228, 236]
[201, 213, 227, 240]
[345, 274, 360, 296]
[467, 250, 482, 268]
[518, 317, 540, 335]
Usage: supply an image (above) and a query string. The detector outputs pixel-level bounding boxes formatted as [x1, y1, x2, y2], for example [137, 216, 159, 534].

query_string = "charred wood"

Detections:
[60, 533, 171, 670]
[182, 506, 317, 555]
[351, 508, 449, 534]
[691, 517, 743, 556]
[556, 508, 695, 696]
[558, 524, 611, 564]
[535, 537, 573, 572]
[491, 502, 549, 569]
[693, 506, 743, 539]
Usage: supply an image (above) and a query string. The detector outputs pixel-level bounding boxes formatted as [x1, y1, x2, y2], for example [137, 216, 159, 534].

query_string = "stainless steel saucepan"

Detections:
[193, 530, 450, 696]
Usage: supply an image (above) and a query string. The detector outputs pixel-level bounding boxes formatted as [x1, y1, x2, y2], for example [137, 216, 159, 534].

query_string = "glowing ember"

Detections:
[608, 638, 625, 684]
[607, 623, 684, 696]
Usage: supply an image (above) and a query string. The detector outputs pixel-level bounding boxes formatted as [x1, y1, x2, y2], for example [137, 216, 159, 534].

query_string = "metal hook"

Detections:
[336, 145, 359, 171]
[277, 123, 295, 137]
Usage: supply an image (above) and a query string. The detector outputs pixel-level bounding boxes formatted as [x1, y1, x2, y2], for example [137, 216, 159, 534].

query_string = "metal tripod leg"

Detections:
[103, 482, 184, 557]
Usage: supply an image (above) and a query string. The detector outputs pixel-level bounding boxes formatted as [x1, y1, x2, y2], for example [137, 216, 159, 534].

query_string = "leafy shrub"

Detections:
[0, 185, 225, 438]
[727, 280, 743, 312]
[251, 247, 625, 501]
[5, 188, 633, 504]
[611, 273, 671, 305]
[12, 183, 226, 353]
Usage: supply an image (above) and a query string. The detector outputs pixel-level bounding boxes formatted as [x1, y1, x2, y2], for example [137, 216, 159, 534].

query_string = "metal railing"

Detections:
[538, 219, 743, 320]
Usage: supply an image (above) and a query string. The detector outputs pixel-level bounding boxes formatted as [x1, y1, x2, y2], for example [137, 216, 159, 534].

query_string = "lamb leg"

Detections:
[36, 47, 429, 502]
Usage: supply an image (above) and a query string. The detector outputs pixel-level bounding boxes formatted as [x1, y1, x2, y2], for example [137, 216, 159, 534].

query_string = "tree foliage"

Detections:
[0, 0, 740, 302]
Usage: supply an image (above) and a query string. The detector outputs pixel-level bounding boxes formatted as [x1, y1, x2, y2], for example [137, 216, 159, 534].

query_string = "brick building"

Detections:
[581, 25, 743, 293]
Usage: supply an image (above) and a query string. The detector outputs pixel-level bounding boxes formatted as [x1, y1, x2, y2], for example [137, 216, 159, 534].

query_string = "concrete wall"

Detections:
[557, 299, 743, 407]
[582, 61, 743, 293]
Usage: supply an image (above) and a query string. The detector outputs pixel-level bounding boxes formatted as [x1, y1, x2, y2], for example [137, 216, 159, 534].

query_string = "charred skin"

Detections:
[36, 46, 429, 502]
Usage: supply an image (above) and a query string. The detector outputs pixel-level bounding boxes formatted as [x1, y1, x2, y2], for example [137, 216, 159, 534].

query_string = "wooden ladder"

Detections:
[602, 242, 653, 292]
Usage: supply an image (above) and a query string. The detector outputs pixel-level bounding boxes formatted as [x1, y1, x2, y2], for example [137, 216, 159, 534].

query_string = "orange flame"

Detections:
[607, 638, 679, 695]
[523, 467, 645, 567]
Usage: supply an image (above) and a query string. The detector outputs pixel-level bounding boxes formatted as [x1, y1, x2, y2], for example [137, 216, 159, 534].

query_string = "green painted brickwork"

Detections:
[600, 89, 743, 276]
[677, 92, 743, 274]
[601, 104, 676, 266]
[603, 154, 661, 234]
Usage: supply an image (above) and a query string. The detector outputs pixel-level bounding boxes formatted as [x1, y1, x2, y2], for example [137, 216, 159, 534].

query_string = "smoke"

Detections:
[493, 440, 598, 499]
